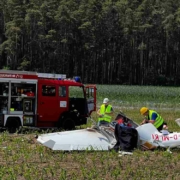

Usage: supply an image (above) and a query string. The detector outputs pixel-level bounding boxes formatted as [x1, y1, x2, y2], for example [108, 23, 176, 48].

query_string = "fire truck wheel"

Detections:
[6, 118, 20, 133]
[62, 117, 75, 130]
[8, 127, 19, 134]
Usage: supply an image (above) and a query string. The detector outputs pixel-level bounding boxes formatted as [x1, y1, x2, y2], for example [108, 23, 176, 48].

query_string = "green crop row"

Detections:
[96, 85, 180, 109]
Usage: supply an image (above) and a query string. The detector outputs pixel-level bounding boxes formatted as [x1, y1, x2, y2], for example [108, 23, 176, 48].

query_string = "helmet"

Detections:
[103, 98, 109, 103]
[140, 107, 148, 115]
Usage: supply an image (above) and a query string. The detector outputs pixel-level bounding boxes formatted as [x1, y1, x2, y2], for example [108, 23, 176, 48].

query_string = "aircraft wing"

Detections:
[37, 128, 113, 151]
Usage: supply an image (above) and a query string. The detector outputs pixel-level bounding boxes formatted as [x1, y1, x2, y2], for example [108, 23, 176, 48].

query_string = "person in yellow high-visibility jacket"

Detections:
[140, 107, 168, 131]
[97, 98, 114, 126]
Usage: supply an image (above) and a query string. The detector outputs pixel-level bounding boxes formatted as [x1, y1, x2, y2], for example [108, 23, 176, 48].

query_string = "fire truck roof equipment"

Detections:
[0, 69, 66, 80]
[37, 73, 66, 79]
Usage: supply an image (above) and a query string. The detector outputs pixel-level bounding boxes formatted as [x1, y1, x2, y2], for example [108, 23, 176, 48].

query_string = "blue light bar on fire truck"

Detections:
[74, 76, 81, 83]
[37, 73, 66, 79]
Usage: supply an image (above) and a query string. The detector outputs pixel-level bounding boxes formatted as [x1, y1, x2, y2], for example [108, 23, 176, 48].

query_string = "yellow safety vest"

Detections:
[98, 104, 112, 123]
[149, 110, 164, 128]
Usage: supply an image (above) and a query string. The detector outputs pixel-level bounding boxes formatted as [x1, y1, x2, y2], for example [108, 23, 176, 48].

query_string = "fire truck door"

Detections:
[37, 83, 59, 121]
[85, 85, 96, 115]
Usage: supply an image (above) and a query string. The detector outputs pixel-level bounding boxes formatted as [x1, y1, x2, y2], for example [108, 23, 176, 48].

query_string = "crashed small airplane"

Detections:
[137, 123, 180, 152]
[37, 114, 180, 153]
[37, 113, 138, 151]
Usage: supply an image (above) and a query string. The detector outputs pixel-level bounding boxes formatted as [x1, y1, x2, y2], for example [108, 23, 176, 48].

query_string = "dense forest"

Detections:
[0, 0, 180, 85]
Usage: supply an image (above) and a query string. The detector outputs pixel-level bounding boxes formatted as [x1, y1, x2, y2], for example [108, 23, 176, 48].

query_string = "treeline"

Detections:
[0, 0, 180, 85]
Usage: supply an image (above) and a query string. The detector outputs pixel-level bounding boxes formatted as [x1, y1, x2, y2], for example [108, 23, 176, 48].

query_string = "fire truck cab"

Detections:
[0, 70, 96, 132]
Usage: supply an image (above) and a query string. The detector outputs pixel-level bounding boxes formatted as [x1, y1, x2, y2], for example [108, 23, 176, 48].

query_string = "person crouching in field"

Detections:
[97, 98, 114, 126]
[140, 107, 168, 131]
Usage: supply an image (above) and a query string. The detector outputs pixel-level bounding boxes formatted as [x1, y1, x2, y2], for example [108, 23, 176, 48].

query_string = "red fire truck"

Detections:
[0, 70, 96, 132]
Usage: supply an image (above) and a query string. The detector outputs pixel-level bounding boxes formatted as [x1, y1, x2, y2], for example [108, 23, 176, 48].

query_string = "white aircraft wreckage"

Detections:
[137, 123, 180, 152]
[37, 127, 116, 151]
[37, 113, 180, 153]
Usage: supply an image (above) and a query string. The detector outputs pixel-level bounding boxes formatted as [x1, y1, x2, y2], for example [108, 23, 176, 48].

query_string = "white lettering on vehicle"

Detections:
[0, 74, 23, 78]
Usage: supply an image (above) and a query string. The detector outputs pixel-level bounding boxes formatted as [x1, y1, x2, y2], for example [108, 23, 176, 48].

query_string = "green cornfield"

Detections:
[0, 85, 180, 180]
[96, 85, 180, 108]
